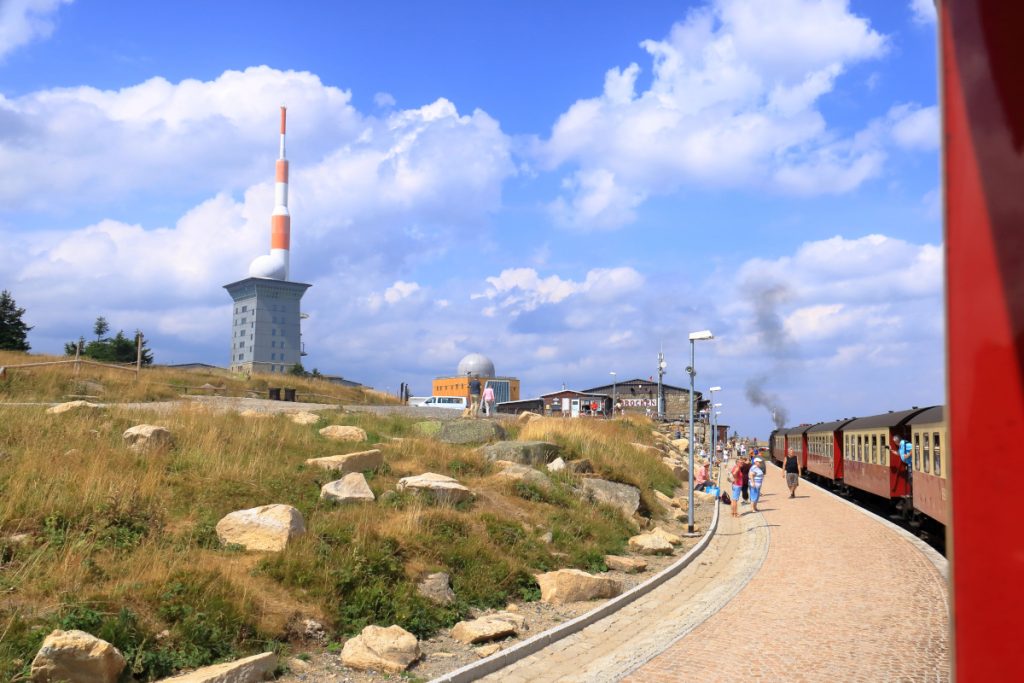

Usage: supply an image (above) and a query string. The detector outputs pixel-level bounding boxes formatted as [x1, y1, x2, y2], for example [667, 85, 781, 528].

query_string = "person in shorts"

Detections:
[784, 447, 800, 498]
[729, 459, 745, 518]
[749, 457, 765, 512]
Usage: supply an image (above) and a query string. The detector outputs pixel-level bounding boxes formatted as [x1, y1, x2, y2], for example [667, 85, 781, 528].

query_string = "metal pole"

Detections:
[611, 373, 617, 418]
[687, 339, 695, 533]
[657, 349, 665, 419]
[711, 407, 716, 475]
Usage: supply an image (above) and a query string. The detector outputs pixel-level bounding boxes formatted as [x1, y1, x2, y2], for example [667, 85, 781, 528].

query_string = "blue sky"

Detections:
[0, 0, 943, 435]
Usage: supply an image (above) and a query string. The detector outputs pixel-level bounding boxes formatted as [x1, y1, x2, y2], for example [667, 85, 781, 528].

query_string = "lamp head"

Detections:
[688, 330, 714, 341]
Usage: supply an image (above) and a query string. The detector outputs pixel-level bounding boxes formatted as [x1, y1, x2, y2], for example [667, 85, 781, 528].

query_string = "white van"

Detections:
[417, 396, 467, 410]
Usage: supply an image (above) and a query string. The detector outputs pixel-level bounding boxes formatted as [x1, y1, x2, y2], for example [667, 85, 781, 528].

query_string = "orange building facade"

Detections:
[432, 376, 521, 403]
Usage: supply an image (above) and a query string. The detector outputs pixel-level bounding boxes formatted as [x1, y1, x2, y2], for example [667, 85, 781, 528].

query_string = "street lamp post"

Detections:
[657, 349, 667, 420]
[687, 330, 714, 534]
[609, 371, 617, 417]
[709, 386, 721, 470]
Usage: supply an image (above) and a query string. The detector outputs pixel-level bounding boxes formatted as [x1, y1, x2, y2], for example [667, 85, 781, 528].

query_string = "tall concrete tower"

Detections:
[224, 107, 311, 374]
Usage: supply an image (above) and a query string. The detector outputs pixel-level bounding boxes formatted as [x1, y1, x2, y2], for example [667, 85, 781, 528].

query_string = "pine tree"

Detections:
[93, 316, 110, 341]
[0, 290, 32, 351]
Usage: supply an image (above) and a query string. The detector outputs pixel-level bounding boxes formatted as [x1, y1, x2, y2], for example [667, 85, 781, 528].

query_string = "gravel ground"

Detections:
[275, 499, 715, 683]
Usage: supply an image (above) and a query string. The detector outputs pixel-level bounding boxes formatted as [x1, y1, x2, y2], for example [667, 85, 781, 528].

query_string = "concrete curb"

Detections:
[430, 484, 723, 683]
[783, 464, 949, 584]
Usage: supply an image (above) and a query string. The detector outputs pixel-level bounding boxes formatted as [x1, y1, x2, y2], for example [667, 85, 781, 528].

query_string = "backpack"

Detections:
[720, 491, 731, 505]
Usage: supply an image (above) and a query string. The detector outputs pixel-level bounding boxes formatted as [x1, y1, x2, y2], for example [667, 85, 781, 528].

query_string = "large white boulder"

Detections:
[30, 629, 125, 683]
[46, 401, 101, 415]
[122, 424, 174, 452]
[628, 533, 674, 555]
[535, 569, 622, 605]
[305, 449, 382, 474]
[155, 652, 277, 682]
[604, 555, 648, 573]
[397, 473, 474, 504]
[341, 625, 420, 673]
[321, 473, 375, 503]
[319, 425, 368, 442]
[215, 504, 305, 552]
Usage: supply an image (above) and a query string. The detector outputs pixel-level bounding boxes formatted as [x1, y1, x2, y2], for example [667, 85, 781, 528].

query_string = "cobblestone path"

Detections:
[478, 485, 770, 682]
[627, 464, 950, 682]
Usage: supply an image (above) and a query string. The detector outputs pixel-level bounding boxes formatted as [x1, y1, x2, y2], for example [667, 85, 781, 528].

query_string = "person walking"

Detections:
[783, 447, 801, 498]
[749, 457, 765, 512]
[739, 456, 752, 504]
[482, 382, 496, 416]
[728, 458, 745, 518]
[468, 376, 482, 416]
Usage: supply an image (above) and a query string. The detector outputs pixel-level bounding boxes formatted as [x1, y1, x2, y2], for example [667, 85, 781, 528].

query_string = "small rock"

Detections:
[341, 625, 420, 673]
[604, 555, 648, 573]
[475, 643, 502, 658]
[287, 656, 311, 671]
[540, 531, 553, 544]
[215, 504, 305, 552]
[417, 572, 455, 605]
[535, 568, 622, 604]
[631, 442, 663, 455]
[305, 449, 382, 474]
[546, 457, 566, 472]
[30, 629, 125, 683]
[321, 473, 375, 503]
[505, 603, 519, 612]
[397, 472, 473, 504]
[494, 462, 550, 488]
[155, 652, 277, 682]
[289, 411, 321, 425]
[46, 400, 101, 415]
[516, 411, 542, 422]
[650, 527, 683, 546]
[628, 533, 674, 555]
[566, 459, 594, 474]
[319, 425, 368, 442]
[285, 617, 327, 644]
[451, 612, 525, 644]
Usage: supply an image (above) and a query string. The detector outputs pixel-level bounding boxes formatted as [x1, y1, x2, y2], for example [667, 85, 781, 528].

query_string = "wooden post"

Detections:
[135, 331, 143, 381]
[74, 339, 82, 376]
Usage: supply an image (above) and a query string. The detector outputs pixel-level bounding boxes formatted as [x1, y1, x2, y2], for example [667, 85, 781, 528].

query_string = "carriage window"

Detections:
[870, 435, 876, 463]
[933, 432, 942, 477]
[857, 435, 863, 461]
[923, 433, 931, 473]
[914, 434, 921, 471]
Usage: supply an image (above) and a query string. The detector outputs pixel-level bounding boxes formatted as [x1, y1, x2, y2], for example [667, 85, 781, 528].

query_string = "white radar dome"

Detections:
[457, 353, 495, 378]
[249, 252, 287, 280]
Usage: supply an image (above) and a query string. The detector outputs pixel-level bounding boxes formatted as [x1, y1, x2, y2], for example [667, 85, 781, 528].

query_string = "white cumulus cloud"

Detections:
[0, 0, 70, 60]
[910, 0, 937, 25]
[541, 0, 892, 229]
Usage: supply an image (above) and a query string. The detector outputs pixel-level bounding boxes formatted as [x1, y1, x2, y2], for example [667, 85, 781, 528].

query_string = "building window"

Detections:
[242, 305, 248, 312]
[272, 329, 276, 336]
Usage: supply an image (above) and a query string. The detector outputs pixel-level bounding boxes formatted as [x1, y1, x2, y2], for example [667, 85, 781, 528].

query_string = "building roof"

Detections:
[582, 378, 699, 395]
[540, 389, 611, 399]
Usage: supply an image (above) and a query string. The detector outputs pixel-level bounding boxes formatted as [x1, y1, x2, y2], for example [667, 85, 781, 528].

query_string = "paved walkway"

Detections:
[627, 464, 949, 682]
[481, 463, 949, 682]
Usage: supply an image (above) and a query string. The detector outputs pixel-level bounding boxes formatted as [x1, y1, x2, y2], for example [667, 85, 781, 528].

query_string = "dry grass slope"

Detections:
[0, 350, 392, 405]
[0, 399, 677, 681]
